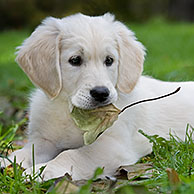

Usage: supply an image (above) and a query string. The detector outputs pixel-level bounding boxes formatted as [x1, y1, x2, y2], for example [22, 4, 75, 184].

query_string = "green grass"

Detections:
[139, 127, 194, 193]
[131, 18, 194, 81]
[0, 30, 33, 126]
[1, 118, 194, 193]
[0, 19, 194, 193]
[0, 30, 33, 94]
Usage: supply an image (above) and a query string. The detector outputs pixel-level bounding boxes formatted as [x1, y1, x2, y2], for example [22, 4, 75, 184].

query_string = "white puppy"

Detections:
[1, 13, 194, 181]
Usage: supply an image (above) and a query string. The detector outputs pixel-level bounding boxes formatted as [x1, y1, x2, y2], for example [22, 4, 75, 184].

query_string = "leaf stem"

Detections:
[119, 87, 181, 115]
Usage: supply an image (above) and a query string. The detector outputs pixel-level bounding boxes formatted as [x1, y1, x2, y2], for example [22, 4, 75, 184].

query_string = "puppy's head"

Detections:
[16, 13, 145, 109]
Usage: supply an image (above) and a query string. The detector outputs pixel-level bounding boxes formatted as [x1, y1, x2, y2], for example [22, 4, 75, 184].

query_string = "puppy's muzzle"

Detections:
[90, 86, 110, 103]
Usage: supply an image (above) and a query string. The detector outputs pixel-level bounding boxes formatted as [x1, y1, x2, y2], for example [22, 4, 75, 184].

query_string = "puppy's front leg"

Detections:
[25, 135, 139, 181]
[0, 138, 59, 169]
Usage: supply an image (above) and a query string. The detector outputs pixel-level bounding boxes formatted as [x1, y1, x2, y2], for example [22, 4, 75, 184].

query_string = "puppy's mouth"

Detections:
[71, 86, 118, 110]
[88, 99, 112, 109]
[73, 98, 112, 110]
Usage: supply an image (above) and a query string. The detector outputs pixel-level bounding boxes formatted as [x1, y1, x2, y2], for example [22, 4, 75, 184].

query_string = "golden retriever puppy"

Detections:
[1, 13, 194, 181]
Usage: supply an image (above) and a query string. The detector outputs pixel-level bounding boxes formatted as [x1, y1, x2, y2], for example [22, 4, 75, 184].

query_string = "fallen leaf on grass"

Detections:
[50, 172, 117, 193]
[3, 163, 24, 178]
[115, 163, 153, 180]
[166, 168, 181, 189]
[3, 164, 15, 178]
[50, 169, 152, 193]
[47, 173, 79, 194]
[55, 180, 79, 194]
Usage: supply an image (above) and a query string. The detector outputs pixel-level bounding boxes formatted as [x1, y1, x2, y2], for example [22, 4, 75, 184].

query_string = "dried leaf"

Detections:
[3, 163, 24, 178]
[115, 163, 153, 180]
[47, 174, 79, 194]
[51, 173, 113, 193]
[166, 168, 181, 188]
[55, 180, 79, 194]
[4, 164, 15, 178]
[71, 104, 120, 145]
[71, 88, 180, 145]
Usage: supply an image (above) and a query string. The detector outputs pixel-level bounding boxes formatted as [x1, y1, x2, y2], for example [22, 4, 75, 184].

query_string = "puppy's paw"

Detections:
[0, 157, 11, 168]
[0, 149, 32, 169]
[24, 162, 66, 182]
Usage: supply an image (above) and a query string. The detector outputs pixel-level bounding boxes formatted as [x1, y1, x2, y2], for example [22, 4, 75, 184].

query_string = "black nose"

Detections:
[90, 86, 110, 102]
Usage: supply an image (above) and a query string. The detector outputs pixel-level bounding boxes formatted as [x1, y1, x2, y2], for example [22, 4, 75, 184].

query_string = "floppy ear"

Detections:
[115, 22, 146, 93]
[16, 17, 62, 99]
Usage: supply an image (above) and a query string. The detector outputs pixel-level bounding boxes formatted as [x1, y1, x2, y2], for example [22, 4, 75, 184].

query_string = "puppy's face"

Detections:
[60, 18, 119, 109]
[16, 13, 145, 110]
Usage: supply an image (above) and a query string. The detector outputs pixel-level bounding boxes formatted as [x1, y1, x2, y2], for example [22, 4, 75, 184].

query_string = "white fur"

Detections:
[1, 13, 194, 181]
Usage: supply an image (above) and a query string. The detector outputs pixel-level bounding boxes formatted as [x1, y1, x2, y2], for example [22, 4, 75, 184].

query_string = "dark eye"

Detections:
[68, 56, 82, 66]
[104, 56, 114, 66]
